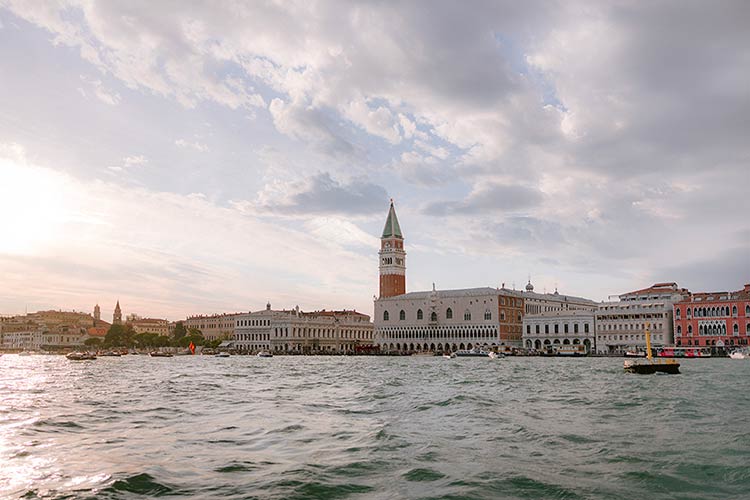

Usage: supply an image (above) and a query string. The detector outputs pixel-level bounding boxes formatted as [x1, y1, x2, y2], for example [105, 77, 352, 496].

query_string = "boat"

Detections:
[66, 352, 97, 360]
[98, 351, 121, 357]
[18, 351, 33, 356]
[450, 348, 500, 358]
[149, 351, 173, 357]
[215, 352, 230, 358]
[624, 324, 680, 375]
[557, 345, 588, 357]
[442, 354, 452, 359]
[411, 351, 434, 356]
[657, 347, 711, 358]
[256, 351, 273, 358]
[624, 350, 646, 357]
[729, 349, 749, 360]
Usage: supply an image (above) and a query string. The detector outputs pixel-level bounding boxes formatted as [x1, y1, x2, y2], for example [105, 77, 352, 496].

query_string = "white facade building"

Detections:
[234, 304, 374, 354]
[595, 282, 690, 354]
[185, 312, 242, 341]
[374, 286, 525, 352]
[522, 310, 596, 353]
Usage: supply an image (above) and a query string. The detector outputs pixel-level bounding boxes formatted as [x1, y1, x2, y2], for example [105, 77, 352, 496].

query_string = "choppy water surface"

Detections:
[1, 355, 749, 499]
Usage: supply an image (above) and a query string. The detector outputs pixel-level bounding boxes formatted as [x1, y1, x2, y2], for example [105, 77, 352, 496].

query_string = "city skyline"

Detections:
[1, 2, 749, 319]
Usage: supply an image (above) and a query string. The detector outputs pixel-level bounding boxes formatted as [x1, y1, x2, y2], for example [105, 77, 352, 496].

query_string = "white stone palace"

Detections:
[233, 303, 373, 354]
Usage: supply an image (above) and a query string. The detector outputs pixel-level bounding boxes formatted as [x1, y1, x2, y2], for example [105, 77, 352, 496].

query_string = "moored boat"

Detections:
[215, 352, 230, 358]
[256, 351, 273, 358]
[624, 323, 680, 375]
[66, 352, 97, 360]
[557, 345, 588, 357]
[149, 351, 173, 357]
[624, 350, 646, 357]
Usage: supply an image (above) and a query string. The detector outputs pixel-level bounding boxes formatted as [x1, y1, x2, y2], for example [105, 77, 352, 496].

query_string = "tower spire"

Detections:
[378, 200, 406, 298]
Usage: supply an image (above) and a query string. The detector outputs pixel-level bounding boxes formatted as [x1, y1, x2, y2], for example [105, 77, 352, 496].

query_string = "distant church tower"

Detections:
[93, 304, 101, 321]
[379, 200, 406, 298]
[113, 301, 122, 325]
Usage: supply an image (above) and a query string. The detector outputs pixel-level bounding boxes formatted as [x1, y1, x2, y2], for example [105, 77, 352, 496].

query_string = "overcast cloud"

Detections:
[0, 1, 748, 318]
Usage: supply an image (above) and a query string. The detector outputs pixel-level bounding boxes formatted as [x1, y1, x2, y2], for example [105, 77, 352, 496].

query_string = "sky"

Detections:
[0, 1, 748, 320]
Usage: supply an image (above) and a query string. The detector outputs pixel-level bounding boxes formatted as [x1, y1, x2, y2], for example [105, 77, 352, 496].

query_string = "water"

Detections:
[1, 355, 749, 499]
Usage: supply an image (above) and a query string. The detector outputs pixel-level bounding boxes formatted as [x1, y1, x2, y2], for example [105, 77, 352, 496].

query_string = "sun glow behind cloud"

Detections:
[0, 149, 70, 255]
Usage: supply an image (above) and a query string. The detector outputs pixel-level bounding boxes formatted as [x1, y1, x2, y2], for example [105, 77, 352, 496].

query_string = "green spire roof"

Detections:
[382, 200, 403, 238]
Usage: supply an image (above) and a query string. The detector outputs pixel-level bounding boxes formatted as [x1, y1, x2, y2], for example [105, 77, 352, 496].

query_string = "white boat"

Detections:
[450, 348, 499, 358]
[66, 352, 97, 360]
[557, 345, 588, 357]
[729, 349, 749, 359]
[624, 350, 646, 357]
[18, 351, 33, 356]
[215, 352, 230, 358]
[256, 351, 273, 358]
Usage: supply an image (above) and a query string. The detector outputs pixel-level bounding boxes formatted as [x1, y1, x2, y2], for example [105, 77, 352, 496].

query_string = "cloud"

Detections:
[175, 139, 209, 153]
[248, 172, 388, 216]
[423, 183, 544, 216]
[108, 154, 147, 172]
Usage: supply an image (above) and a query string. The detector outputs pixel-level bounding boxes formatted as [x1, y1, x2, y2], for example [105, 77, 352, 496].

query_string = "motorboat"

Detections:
[215, 352, 230, 358]
[66, 352, 97, 361]
[624, 350, 646, 357]
[256, 351, 273, 358]
[450, 348, 500, 358]
[149, 351, 173, 357]
[98, 351, 121, 357]
[729, 349, 749, 360]
[624, 324, 679, 375]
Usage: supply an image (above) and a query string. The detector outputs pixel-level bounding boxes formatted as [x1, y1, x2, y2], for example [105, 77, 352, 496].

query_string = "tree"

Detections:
[172, 321, 187, 340]
[104, 324, 136, 347]
[84, 337, 102, 347]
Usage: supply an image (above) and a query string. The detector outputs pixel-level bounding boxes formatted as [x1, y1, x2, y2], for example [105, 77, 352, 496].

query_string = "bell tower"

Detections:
[113, 300, 122, 325]
[379, 200, 406, 298]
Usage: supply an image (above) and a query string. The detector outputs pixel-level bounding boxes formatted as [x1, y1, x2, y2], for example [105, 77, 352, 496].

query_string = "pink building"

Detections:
[674, 284, 750, 349]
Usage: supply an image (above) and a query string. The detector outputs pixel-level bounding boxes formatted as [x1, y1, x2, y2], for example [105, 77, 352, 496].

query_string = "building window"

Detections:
[446, 308, 453, 319]
[417, 309, 423, 320]
[535, 325, 540, 334]
[526, 325, 531, 334]
[431, 312, 438, 322]
[677, 325, 682, 335]
[484, 310, 491, 320]
[734, 323, 739, 334]
[399, 310, 406, 321]
[688, 325, 692, 335]
[383, 311, 389, 321]
[733, 305, 738, 317]
[675, 308, 681, 319]
[574, 324, 579, 334]
[564, 324, 569, 334]
[545, 325, 549, 334]
[464, 310, 471, 321]
[584, 323, 590, 334]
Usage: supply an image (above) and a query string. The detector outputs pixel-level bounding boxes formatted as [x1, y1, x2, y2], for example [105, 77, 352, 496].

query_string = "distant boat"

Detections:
[624, 324, 680, 374]
[18, 351, 33, 356]
[624, 350, 646, 357]
[256, 351, 273, 358]
[66, 352, 97, 361]
[215, 352, 230, 358]
[450, 348, 499, 359]
[98, 351, 121, 357]
[149, 351, 173, 358]
[557, 345, 588, 357]
[729, 349, 749, 360]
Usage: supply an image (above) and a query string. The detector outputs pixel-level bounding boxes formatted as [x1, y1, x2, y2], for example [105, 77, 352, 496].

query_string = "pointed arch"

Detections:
[417, 309, 423, 320]
[446, 308, 453, 319]
[399, 310, 405, 321]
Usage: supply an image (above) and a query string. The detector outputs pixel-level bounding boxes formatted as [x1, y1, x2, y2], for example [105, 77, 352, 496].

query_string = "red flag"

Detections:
[189, 341, 195, 354]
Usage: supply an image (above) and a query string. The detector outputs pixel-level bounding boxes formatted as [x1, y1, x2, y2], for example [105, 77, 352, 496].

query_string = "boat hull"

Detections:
[624, 360, 680, 374]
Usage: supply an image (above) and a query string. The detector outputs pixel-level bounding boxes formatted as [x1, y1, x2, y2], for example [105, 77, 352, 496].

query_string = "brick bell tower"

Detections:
[379, 199, 406, 298]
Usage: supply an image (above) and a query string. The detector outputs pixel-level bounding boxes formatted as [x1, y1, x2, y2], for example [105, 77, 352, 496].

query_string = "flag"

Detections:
[189, 341, 195, 354]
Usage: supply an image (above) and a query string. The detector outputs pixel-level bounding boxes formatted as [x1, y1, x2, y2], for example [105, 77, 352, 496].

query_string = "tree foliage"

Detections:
[84, 337, 102, 347]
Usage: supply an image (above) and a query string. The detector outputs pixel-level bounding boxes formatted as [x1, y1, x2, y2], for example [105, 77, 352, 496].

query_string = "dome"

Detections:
[525, 280, 534, 292]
